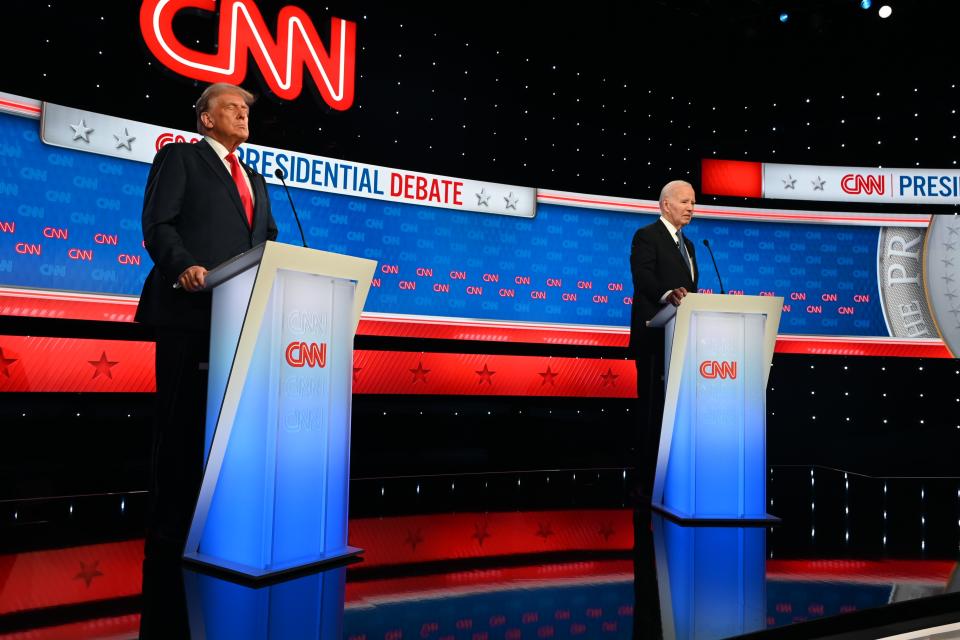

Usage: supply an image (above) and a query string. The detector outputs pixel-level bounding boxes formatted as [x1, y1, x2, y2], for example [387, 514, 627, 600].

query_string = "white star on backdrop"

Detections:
[475, 187, 491, 206]
[70, 119, 93, 142]
[782, 175, 796, 189]
[113, 128, 135, 150]
[812, 176, 826, 191]
[504, 192, 519, 209]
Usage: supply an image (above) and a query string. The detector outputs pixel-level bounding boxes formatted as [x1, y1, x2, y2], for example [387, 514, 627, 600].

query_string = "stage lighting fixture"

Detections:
[860, 0, 872, 8]
[778, 12, 789, 22]
[878, 4, 892, 17]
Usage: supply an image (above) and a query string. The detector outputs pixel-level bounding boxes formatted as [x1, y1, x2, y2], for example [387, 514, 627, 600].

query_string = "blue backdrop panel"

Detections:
[0, 111, 886, 336]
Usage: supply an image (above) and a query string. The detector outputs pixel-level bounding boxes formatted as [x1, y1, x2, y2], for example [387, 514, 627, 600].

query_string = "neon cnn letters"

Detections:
[139, 0, 356, 108]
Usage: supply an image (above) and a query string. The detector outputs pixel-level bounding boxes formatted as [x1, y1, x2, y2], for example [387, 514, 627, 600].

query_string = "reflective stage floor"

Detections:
[2, 466, 960, 639]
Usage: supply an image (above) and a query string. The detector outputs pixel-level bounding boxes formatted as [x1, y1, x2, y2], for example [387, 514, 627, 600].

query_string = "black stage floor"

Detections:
[2, 466, 960, 639]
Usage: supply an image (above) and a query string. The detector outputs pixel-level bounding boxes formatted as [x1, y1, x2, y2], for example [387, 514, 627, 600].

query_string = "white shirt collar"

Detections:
[204, 135, 232, 161]
[659, 215, 682, 240]
[661, 215, 695, 279]
[203, 135, 255, 204]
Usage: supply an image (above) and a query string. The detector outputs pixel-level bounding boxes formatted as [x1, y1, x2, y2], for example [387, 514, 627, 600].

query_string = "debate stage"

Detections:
[2, 465, 960, 639]
[4, 2, 960, 638]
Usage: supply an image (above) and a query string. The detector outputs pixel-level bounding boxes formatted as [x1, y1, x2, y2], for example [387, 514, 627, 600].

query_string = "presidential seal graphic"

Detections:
[878, 225, 937, 340]
[924, 215, 960, 357]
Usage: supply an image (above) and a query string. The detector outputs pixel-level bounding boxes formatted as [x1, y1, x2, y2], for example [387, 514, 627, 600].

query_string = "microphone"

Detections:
[702, 239, 725, 294]
[274, 169, 308, 248]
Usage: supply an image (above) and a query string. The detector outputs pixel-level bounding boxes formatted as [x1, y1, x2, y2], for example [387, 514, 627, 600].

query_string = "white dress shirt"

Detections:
[658, 216, 695, 303]
[204, 136, 255, 206]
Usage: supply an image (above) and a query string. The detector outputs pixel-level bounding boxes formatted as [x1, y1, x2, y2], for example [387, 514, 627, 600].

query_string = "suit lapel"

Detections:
[195, 139, 249, 228]
[656, 221, 693, 284]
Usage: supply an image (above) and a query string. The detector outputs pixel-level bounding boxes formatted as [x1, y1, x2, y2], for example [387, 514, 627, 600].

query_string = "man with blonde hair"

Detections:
[628, 180, 699, 500]
[136, 82, 278, 555]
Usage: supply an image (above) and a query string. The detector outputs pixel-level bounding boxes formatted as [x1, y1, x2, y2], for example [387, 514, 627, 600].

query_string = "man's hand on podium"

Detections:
[667, 287, 688, 306]
[176, 265, 208, 292]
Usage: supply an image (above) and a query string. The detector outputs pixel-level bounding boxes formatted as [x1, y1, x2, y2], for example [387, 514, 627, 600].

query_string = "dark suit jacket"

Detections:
[136, 139, 278, 329]
[628, 218, 699, 354]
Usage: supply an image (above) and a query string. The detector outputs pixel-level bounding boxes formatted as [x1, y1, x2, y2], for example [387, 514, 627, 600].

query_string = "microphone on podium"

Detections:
[702, 238, 726, 294]
[274, 168, 308, 248]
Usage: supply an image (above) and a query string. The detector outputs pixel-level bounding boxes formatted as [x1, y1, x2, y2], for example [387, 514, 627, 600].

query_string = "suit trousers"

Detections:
[146, 326, 210, 556]
[634, 329, 666, 497]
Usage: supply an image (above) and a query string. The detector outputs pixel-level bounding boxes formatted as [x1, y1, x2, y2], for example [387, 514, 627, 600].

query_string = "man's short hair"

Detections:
[195, 83, 255, 134]
[659, 180, 693, 205]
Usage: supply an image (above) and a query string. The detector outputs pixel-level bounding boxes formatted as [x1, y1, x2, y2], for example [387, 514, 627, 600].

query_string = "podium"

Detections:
[647, 293, 782, 522]
[183, 241, 377, 580]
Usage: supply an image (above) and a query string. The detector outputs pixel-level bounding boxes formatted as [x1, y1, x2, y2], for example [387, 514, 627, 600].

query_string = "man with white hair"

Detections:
[628, 180, 699, 500]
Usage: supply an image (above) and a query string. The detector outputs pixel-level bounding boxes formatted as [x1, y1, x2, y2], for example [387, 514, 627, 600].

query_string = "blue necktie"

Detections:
[677, 230, 692, 275]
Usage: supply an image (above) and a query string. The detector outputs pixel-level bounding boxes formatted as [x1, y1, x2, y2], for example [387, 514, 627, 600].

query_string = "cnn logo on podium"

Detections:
[285, 341, 327, 368]
[699, 360, 737, 380]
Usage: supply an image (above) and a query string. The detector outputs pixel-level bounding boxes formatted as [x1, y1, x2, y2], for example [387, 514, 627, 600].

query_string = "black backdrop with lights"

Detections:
[1, 0, 959, 502]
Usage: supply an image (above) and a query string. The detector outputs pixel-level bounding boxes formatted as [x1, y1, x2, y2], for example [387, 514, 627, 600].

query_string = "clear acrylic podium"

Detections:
[647, 293, 783, 522]
[183, 241, 377, 580]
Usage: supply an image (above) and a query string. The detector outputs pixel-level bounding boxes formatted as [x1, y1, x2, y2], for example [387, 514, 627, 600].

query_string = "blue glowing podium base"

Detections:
[647, 293, 783, 523]
[182, 241, 377, 581]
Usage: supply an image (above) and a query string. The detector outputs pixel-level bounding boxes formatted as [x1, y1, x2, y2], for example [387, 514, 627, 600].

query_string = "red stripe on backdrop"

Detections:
[0, 510, 631, 614]
[0, 98, 42, 115]
[0, 541, 144, 616]
[701, 159, 764, 198]
[0, 290, 633, 347]
[0, 337, 639, 396]
[0, 334, 952, 393]
[0, 288, 953, 359]
[347, 509, 634, 568]
[344, 559, 634, 604]
[0, 296, 137, 323]
[537, 192, 661, 211]
[0, 336, 156, 393]
[773, 336, 953, 359]
[353, 351, 635, 397]
[3, 552, 954, 621]
[766, 559, 957, 585]
[356, 317, 631, 347]
[0, 337, 637, 396]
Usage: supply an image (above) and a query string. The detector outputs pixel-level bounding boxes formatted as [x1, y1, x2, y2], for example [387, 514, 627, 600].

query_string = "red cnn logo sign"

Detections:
[140, 0, 357, 108]
[285, 341, 327, 368]
[155, 132, 200, 151]
[840, 174, 885, 195]
[699, 360, 737, 379]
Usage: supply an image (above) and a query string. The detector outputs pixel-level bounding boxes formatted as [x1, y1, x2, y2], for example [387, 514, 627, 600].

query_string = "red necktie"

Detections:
[226, 153, 254, 227]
